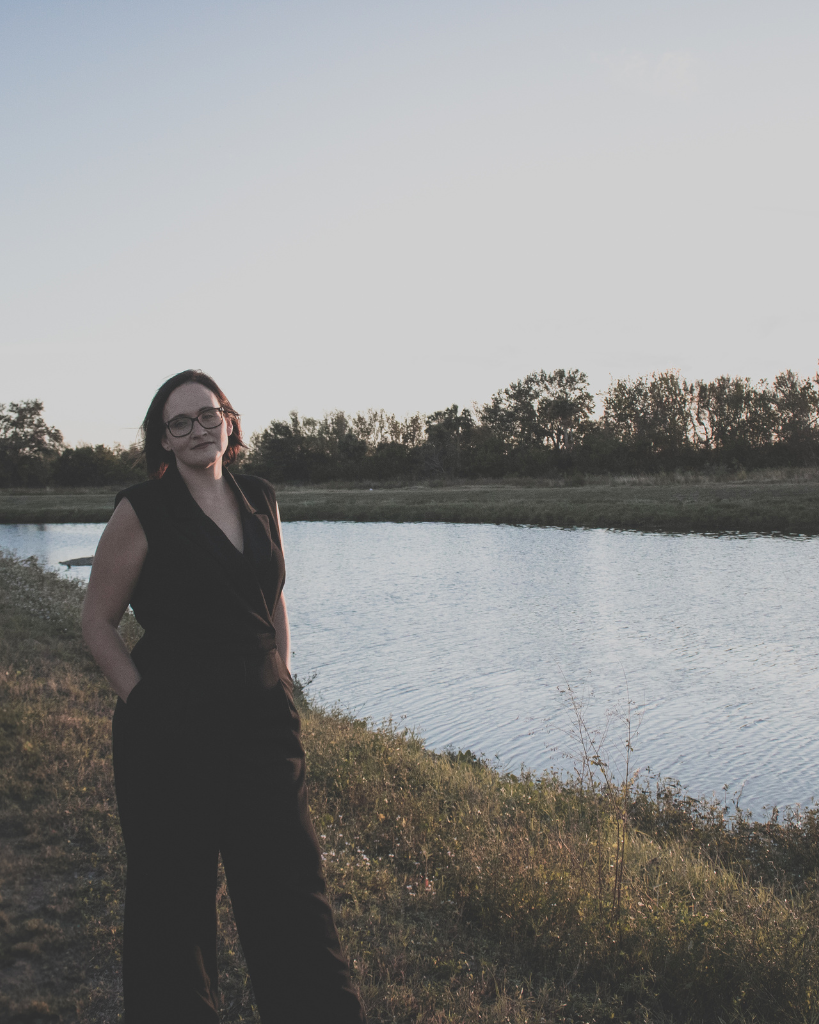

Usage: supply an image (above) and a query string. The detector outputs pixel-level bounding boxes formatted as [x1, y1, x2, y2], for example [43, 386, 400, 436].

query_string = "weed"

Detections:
[2, 552, 819, 1021]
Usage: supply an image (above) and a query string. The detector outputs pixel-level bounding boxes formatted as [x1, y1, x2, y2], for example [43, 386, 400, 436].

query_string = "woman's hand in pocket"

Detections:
[124, 677, 145, 706]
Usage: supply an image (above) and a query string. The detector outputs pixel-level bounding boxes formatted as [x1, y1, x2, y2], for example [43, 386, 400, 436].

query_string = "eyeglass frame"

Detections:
[164, 407, 228, 438]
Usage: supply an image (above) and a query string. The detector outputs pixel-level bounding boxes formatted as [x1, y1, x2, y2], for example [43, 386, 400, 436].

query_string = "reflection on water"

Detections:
[0, 523, 105, 578]
[2, 520, 817, 813]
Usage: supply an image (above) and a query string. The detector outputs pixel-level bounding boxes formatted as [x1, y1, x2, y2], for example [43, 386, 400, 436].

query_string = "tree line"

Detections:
[2, 366, 818, 487]
[0, 400, 142, 487]
[242, 366, 819, 481]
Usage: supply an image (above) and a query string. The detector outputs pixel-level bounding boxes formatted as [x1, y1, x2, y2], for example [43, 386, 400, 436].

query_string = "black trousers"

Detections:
[112, 645, 365, 1024]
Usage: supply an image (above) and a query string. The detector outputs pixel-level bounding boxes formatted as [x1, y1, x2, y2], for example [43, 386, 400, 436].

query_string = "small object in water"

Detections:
[60, 556, 94, 567]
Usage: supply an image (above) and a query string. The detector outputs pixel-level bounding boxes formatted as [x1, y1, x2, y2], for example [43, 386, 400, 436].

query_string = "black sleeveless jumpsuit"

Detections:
[111, 463, 365, 1023]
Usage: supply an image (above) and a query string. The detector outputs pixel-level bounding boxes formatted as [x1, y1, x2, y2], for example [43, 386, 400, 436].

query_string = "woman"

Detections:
[82, 370, 366, 1024]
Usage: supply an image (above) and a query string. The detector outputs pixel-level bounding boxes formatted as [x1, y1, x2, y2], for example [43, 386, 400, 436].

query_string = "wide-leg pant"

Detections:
[112, 645, 366, 1024]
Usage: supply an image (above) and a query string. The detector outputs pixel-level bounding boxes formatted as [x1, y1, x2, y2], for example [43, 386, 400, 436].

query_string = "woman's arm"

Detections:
[272, 501, 291, 671]
[274, 592, 291, 673]
[81, 498, 148, 702]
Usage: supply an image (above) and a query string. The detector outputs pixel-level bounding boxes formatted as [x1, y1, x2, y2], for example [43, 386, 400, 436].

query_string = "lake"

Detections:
[2, 520, 817, 814]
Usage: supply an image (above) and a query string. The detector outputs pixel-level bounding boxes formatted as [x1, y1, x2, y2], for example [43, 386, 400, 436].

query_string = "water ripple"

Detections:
[3, 520, 817, 814]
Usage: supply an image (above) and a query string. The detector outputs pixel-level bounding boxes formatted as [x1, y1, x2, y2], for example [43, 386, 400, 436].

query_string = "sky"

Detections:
[1, 1, 818, 447]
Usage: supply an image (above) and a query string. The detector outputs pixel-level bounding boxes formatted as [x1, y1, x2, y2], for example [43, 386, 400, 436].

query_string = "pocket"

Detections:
[121, 675, 159, 741]
[123, 672, 191, 747]
[273, 649, 294, 687]
[276, 653, 302, 710]
[265, 667, 302, 735]
[126, 669, 170, 712]
[125, 677, 148, 710]
[281, 681, 301, 727]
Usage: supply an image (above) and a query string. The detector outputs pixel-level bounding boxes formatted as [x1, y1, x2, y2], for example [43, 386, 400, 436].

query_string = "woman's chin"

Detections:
[178, 447, 223, 469]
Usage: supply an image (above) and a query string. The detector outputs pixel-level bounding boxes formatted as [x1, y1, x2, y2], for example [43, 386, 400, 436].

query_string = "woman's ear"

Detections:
[226, 419, 234, 437]
[161, 433, 172, 452]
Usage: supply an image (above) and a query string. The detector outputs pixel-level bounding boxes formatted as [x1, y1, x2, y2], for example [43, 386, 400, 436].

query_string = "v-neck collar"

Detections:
[160, 461, 274, 588]
[225, 470, 274, 561]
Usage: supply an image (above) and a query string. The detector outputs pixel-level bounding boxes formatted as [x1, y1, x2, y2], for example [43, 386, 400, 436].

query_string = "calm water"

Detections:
[2, 521, 817, 813]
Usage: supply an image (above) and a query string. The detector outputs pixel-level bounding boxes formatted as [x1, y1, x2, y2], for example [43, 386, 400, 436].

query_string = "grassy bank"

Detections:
[2, 471, 819, 533]
[277, 475, 819, 534]
[2, 553, 819, 1022]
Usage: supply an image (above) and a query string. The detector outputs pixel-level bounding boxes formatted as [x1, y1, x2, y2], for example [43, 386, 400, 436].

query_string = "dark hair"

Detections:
[141, 370, 247, 479]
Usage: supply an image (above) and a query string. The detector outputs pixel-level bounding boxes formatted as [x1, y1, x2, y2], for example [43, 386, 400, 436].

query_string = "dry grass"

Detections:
[2, 553, 819, 1022]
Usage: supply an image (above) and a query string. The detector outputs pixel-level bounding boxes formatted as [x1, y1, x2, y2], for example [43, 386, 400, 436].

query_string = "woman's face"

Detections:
[160, 382, 233, 471]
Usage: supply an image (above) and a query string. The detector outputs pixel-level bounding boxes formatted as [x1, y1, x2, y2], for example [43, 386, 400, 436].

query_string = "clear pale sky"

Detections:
[2, 1, 818, 447]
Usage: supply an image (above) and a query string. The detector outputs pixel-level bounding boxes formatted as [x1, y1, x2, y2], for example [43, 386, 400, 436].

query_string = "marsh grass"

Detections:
[272, 476, 819, 535]
[3, 471, 819, 534]
[2, 553, 819, 1021]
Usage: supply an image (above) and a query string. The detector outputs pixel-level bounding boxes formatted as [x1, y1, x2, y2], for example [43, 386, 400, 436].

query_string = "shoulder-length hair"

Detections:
[141, 370, 247, 479]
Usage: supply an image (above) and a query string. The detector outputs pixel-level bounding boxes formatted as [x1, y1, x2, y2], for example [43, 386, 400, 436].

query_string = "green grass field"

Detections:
[1, 473, 818, 533]
[3, 553, 819, 1022]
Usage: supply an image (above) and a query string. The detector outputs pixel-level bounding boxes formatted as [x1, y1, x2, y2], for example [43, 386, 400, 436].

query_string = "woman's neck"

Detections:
[175, 458, 228, 505]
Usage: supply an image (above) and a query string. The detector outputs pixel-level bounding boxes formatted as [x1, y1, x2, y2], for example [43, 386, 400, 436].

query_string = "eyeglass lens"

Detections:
[167, 409, 224, 437]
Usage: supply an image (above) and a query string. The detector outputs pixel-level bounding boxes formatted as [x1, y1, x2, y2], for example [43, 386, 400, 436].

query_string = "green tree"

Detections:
[52, 444, 143, 487]
[0, 400, 64, 485]
[601, 370, 693, 464]
[349, 409, 425, 449]
[536, 368, 595, 451]
[247, 411, 367, 482]
[770, 370, 819, 446]
[479, 369, 594, 453]
[689, 376, 775, 453]
[423, 405, 474, 477]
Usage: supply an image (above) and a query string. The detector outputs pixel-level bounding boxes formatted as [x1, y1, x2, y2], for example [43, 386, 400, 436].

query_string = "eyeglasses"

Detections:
[165, 407, 226, 438]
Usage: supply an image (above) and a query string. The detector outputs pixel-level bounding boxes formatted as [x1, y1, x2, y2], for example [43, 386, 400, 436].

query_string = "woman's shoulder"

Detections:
[233, 473, 278, 512]
[114, 477, 162, 514]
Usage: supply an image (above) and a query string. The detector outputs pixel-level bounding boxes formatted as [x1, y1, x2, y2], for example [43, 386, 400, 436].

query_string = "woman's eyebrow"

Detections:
[170, 405, 220, 417]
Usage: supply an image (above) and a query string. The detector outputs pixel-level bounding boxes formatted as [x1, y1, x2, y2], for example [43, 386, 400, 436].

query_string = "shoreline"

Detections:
[2, 551, 818, 1021]
[1, 478, 818, 534]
